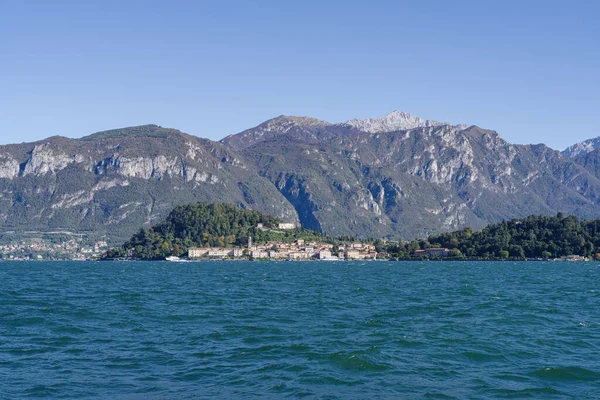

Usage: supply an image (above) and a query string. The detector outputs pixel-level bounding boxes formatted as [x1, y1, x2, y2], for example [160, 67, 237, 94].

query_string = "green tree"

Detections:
[541, 251, 552, 259]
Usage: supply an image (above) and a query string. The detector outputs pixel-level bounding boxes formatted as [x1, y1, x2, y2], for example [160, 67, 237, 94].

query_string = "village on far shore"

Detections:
[167, 222, 453, 262]
[186, 238, 381, 261]
[185, 241, 454, 261]
[74, 204, 598, 262]
[165, 220, 592, 262]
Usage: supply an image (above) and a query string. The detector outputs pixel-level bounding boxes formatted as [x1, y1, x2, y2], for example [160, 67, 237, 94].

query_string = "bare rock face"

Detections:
[0, 154, 19, 179]
[108, 155, 181, 180]
[22, 144, 74, 176]
[562, 137, 600, 159]
[343, 110, 448, 133]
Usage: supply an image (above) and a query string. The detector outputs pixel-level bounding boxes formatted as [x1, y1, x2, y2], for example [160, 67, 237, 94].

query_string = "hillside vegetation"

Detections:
[386, 213, 600, 259]
[104, 202, 322, 260]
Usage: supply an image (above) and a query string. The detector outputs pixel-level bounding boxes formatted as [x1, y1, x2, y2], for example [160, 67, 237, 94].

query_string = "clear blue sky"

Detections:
[1, 0, 598, 149]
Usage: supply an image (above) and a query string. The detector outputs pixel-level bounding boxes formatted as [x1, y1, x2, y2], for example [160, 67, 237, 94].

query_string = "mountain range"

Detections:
[2, 111, 600, 244]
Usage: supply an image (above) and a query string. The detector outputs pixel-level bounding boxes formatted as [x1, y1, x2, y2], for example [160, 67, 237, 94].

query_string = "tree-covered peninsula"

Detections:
[387, 213, 600, 260]
[104, 202, 600, 261]
[103, 202, 323, 260]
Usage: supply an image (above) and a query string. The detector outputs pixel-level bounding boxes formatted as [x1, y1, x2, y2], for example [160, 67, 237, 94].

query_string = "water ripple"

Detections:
[1, 260, 599, 398]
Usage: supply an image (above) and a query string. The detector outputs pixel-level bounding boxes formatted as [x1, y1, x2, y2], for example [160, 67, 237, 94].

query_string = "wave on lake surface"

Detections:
[1, 261, 599, 398]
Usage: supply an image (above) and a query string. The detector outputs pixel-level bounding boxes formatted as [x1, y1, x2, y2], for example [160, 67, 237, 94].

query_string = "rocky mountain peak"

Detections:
[342, 110, 453, 133]
[562, 137, 600, 159]
[220, 115, 333, 151]
[233, 115, 332, 137]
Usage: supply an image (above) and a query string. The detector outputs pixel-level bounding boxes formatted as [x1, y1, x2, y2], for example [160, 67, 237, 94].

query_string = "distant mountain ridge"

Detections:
[220, 116, 334, 151]
[222, 113, 600, 239]
[219, 110, 465, 151]
[342, 110, 467, 133]
[0, 125, 297, 244]
[562, 137, 600, 158]
[2, 112, 600, 243]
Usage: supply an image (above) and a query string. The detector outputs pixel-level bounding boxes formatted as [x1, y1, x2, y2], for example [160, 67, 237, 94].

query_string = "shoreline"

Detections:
[92, 257, 595, 263]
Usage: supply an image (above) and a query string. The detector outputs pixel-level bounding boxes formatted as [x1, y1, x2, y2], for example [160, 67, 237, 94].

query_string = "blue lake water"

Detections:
[1, 261, 599, 398]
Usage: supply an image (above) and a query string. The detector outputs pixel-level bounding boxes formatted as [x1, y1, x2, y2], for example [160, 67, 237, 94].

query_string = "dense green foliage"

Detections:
[385, 213, 600, 259]
[105, 202, 322, 260]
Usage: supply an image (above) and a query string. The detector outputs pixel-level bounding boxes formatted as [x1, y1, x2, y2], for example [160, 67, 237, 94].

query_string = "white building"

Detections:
[319, 249, 332, 259]
[188, 248, 208, 258]
[232, 248, 244, 257]
[278, 222, 297, 230]
[188, 247, 244, 258]
[251, 250, 269, 259]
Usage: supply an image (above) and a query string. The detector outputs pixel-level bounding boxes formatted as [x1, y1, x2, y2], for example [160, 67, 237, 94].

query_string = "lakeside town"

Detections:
[0, 238, 109, 261]
[165, 219, 432, 261]
[185, 238, 381, 261]
[170, 221, 455, 261]
[181, 239, 466, 261]
[173, 239, 591, 262]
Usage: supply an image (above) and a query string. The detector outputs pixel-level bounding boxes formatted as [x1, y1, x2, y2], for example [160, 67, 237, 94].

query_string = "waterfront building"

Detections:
[319, 249, 332, 259]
